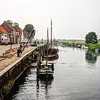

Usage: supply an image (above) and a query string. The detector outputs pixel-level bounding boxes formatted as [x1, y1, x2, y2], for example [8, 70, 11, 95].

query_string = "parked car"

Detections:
[1, 40, 8, 45]
[31, 41, 37, 46]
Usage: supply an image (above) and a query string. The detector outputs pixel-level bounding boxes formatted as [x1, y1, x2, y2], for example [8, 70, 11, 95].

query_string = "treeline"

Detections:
[60, 31, 100, 53]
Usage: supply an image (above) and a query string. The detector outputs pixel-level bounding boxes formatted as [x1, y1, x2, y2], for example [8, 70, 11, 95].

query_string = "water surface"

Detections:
[8, 47, 100, 100]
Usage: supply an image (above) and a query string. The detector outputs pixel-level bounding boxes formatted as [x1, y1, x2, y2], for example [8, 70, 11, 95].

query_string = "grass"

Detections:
[2, 80, 13, 96]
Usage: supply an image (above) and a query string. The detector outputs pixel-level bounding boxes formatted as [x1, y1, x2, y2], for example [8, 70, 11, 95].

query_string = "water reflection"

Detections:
[36, 76, 54, 100]
[6, 47, 100, 100]
[85, 51, 97, 64]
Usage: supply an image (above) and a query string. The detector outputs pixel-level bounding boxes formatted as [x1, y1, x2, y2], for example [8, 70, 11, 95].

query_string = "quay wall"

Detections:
[0, 45, 45, 100]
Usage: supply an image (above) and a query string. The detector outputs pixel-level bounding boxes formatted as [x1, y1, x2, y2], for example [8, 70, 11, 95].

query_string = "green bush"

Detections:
[87, 43, 100, 52]
[2, 80, 13, 95]
[0, 92, 2, 97]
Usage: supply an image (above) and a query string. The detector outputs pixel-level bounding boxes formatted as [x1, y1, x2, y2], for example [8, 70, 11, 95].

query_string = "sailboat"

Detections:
[38, 28, 54, 78]
[45, 19, 59, 55]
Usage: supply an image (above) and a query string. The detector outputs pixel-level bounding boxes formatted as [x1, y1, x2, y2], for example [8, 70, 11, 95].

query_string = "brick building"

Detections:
[0, 25, 9, 42]
[1, 21, 16, 43]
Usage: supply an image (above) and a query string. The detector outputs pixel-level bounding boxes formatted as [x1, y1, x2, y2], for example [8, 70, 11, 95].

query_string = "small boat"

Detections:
[77, 44, 81, 48]
[95, 48, 99, 54]
[38, 61, 54, 78]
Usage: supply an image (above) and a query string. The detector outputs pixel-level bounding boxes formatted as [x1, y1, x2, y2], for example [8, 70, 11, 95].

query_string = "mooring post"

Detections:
[37, 48, 41, 78]
[21, 60, 24, 70]
[37, 56, 39, 78]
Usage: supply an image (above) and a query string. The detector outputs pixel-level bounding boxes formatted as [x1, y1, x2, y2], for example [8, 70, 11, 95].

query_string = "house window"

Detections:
[16, 32, 19, 35]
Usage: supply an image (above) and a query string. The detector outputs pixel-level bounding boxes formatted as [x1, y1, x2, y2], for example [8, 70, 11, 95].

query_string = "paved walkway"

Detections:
[0, 44, 20, 55]
[0, 46, 36, 72]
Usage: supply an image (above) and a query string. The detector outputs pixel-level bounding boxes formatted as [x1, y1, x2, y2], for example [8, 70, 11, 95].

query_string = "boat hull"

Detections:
[38, 61, 54, 78]
[44, 54, 59, 61]
[45, 48, 59, 54]
[38, 71, 53, 78]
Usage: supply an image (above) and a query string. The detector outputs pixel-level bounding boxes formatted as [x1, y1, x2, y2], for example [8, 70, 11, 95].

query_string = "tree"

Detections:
[5, 20, 19, 27]
[24, 24, 35, 43]
[6, 20, 13, 26]
[13, 22, 19, 27]
[24, 24, 35, 34]
[85, 32, 98, 44]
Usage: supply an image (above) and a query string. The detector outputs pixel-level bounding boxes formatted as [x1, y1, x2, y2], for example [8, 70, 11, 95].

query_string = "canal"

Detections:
[7, 46, 100, 100]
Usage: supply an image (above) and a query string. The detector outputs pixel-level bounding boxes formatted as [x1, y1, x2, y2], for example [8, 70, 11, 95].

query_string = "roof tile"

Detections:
[0, 26, 9, 34]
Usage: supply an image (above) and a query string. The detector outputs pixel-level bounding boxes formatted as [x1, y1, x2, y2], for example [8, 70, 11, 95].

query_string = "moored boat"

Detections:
[43, 54, 59, 61]
[38, 28, 54, 79]
[45, 19, 59, 55]
[45, 48, 59, 55]
[38, 61, 54, 78]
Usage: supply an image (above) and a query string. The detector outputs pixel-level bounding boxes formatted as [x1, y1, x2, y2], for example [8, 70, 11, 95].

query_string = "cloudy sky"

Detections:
[0, 0, 100, 40]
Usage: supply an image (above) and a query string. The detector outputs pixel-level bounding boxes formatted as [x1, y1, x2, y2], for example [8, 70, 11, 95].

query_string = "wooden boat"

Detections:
[38, 28, 54, 79]
[38, 61, 54, 78]
[45, 48, 59, 55]
[43, 54, 59, 61]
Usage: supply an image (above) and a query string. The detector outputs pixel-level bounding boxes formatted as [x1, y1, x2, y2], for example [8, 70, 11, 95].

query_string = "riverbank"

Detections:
[59, 41, 100, 53]
[86, 43, 100, 52]
[0, 44, 45, 100]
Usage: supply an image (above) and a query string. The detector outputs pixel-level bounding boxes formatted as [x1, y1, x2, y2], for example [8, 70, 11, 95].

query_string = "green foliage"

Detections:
[28, 60, 31, 63]
[5, 20, 19, 27]
[85, 32, 98, 44]
[87, 43, 100, 52]
[33, 51, 39, 56]
[13, 22, 19, 27]
[2, 80, 13, 95]
[0, 92, 2, 97]
[6, 20, 13, 26]
[24, 24, 35, 36]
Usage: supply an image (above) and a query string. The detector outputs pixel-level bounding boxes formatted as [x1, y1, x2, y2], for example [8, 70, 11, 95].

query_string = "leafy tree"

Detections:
[5, 20, 19, 27]
[24, 24, 35, 44]
[6, 20, 13, 26]
[85, 32, 98, 44]
[24, 24, 35, 35]
[13, 22, 19, 27]
[13, 22, 20, 31]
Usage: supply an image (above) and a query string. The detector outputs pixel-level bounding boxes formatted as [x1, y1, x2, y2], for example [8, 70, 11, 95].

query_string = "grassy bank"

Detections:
[59, 41, 100, 53]
[86, 43, 100, 52]
[60, 41, 85, 47]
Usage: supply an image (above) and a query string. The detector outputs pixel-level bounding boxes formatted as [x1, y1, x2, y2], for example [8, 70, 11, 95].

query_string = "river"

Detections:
[8, 46, 100, 100]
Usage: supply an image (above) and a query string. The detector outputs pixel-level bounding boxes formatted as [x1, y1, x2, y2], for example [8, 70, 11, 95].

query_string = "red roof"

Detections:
[4, 22, 15, 30]
[0, 26, 9, 34]
[17, 30, 22, 35]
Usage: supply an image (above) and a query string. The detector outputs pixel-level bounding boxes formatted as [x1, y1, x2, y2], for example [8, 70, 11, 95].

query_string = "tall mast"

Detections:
[46, 27, 49, 66]
[51, 19, 52, 48]
[47, 27, 49, 57]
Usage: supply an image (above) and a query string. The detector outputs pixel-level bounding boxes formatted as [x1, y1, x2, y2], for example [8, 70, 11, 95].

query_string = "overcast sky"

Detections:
[0, 0, 100, 40]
